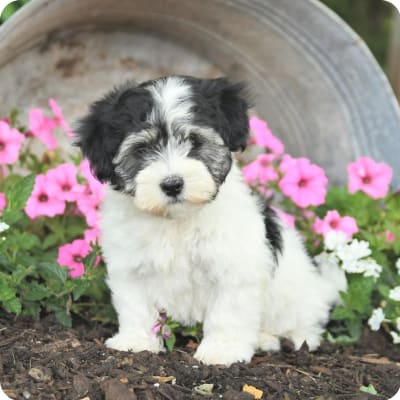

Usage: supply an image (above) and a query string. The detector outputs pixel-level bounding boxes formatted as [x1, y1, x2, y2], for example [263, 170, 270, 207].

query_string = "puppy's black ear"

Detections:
[75, 93, 122, 184]
[200, 78, 250, 151]
[75, 82, 151, 185]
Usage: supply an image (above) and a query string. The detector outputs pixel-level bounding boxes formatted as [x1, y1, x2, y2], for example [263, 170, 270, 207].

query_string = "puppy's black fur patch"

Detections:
[75, 82, 153, 186]
[188, 77, 251, 152]
[261, 204, 283, 264]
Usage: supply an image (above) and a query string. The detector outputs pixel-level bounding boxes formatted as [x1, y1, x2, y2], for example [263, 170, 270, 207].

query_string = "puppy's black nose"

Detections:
[160, 176, 184, 197]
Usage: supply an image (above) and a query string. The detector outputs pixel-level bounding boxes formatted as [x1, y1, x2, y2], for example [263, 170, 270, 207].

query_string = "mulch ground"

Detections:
[1, 311, 399, 400]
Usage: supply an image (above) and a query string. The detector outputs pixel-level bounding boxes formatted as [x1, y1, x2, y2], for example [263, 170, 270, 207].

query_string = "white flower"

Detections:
[324, 231, 348, 252]
[0, 222, 9, 233]
[341, 260, 365, 274]
[390, 331, 400, 344]
[359, 258, 382, 279]
[336, 239, 371, 264]
[368, 307, 385, 331]
[314, 251, 339, 269]
[396, 258, 400, 275]
[389, 286, 400, 302]
[396, 317, 400, 332]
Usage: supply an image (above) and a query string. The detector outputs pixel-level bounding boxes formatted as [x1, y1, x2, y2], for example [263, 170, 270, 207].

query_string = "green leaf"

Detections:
[377, 284, 390, 299]
[23, 282, 50, 301]
[84, 251, 98, 271]
[42, 234, 60, 250]
[341, 275, 375, 314]
[325, 332, 359, 346]
[359, 384, 378, 395]
[6, 174, 35, 211]
[10, 264, 36, 286]
[3, 297, 22, 314]
[0, 279, 16, 302]
[38, 262, 68, 284]
[23, 301, 41, 320]
[54, 309, 72, 327]
[165, 333, 176, 352]
[15, 232, 40, 250]
[72, 280, 90, 301]
[330, 305, 356, 321]
[1, 210, 24, 225]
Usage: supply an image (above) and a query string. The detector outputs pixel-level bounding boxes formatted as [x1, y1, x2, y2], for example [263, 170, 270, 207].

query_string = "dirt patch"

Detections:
[1, 311, 399, 400]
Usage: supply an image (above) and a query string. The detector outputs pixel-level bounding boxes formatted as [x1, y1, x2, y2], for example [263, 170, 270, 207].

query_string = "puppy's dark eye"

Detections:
[189, 133, 204, 149]
[139, 112, 147, 122]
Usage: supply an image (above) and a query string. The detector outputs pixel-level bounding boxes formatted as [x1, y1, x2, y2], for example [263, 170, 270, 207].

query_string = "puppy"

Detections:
[76, 76, 345, 366]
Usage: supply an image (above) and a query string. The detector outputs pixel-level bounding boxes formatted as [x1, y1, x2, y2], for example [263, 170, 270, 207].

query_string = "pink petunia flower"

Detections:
[279, 157, 328, 208]
[347, 157, 392, 199]
[46, 163, 85, 202]
[242, 154, 278, 184]
[84, 227, 101, 245]
[249, 116, 284, 154]
[273, 207, 295, 229]
[279, 154, 296, 173]
[25, 174, 66, 219]
[77, 193, 101, 228]
[313, 210, 358, 239]
[80, 159, 105, 199]
[49, 98, 74, 138]
[0, 120, 24, 164]
[29, 109, 58, 149]
[57, 239, 91, 278]
[0, 192, 6, 213]
[385, 230, 396, 243]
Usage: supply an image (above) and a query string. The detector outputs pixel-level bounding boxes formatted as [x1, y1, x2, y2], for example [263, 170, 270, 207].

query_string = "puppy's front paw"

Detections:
[105, 333, 164, 353]
[194, 338, 254, 366]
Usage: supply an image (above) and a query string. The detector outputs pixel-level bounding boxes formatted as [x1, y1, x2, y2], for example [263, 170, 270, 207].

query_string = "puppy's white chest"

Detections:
[137, 226, 214, 324]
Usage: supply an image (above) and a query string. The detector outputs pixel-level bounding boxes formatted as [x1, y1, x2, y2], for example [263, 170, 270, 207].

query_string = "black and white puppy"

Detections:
[76, 76, 345, 366]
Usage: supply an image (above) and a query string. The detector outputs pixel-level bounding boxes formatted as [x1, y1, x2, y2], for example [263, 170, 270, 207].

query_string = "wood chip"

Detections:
[101, 379, 137, 400]
[120, 378, 129, 384]
[4, 390, 17, 399]
[310, 365, 333, 375]
[193, 383, 214, 396]
[152, 376, 176, 384]
[28, 367, 52, 383]
[73, 375, 90, 397]
[242, 384, 263, 399]
[349, 355, 399, 366]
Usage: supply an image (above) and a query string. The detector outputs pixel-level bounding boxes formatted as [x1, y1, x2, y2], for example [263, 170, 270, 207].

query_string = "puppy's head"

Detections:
[76, 76, 249, 217]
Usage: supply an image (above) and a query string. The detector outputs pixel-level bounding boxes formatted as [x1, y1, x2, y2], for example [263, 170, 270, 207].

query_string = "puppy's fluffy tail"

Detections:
[318, 260, 347, 306]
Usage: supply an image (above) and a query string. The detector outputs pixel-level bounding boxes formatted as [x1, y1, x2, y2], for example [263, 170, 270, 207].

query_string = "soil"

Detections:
[1, 311, 399, 400]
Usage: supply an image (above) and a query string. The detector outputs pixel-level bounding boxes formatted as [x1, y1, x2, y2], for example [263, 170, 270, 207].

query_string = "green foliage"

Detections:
[0, 198, 114, 326]
[311, 186, 400, 344]
[359, 384, 378, 395]
[0, 0, 29, 24]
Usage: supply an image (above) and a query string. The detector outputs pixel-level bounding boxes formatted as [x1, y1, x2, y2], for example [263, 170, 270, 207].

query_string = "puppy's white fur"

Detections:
[101, 163, 345, 365]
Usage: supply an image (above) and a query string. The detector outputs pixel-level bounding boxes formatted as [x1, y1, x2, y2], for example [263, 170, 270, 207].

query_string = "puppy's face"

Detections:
[76, 76, 249, 217]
